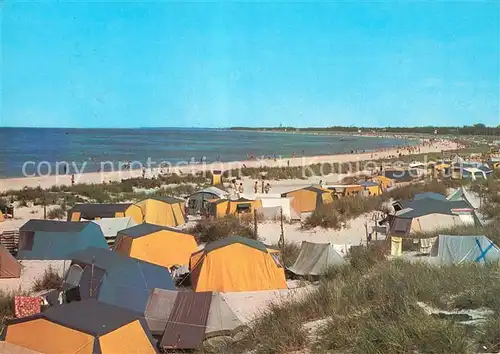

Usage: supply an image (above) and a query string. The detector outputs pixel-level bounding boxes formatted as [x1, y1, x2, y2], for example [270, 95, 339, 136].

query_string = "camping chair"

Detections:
[64, 264, 84, 289]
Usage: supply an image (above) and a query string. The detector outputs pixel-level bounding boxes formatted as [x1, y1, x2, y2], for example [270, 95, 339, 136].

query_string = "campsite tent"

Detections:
[145, 289, 243, 343]
[431, 235, 500, 265]
[288, 241, 345, 276]
[67, 203, 143, 224]
[17, 221, 108, 260]
[0, 299, 157, 354]
[187, 187, 229, 215]
[389, 199, 475, 236]
[281, 186, 333, 213]
[326, 184, 364, 197]
[113, 223, 197, 268]
[371, 175, 394, 191]
[207, 199, 229, 218]
[211, 170, 222, 186]
[91, 217, 137, 247]
[67, 247, 175, 313]
[413, 192, 447, 201]
[358, 181, 382, 196]
[0, 244, 21, 278]
[227, 198, 262, 215]
[135, 197, 186, 227]
[190, 236, 287, 292]
[462, 167, 487, 180]
[447, 187, 480, 209]
[256, 196, 300, 221]
[384, 169, 417, 183]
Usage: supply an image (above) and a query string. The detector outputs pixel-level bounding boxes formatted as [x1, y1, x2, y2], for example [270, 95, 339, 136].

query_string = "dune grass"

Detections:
[32, 265, 63, 292]
[186, 215, 257, 244]
[212, 242, 500, 354]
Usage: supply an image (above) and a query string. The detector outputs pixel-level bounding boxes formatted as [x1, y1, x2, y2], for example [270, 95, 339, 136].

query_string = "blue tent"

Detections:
[17, 222, 108, 260]
[67, 247, 175, 313]
[413, 192, 447, 201]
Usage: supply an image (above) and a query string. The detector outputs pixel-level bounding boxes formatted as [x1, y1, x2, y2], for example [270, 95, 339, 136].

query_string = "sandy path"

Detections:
[0, 140, 457, 192]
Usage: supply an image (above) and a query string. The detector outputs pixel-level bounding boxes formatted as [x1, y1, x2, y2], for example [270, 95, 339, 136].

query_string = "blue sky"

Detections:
[2, 1, 499, 128]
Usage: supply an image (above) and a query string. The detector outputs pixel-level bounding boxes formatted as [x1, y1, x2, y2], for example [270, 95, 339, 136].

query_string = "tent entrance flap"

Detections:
[236, 204, 251, 213]
[475, 238, 494, 262]
[160, 292, 212, 349]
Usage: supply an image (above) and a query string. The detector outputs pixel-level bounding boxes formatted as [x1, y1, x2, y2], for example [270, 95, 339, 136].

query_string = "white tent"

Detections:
[144, 288, 244, 338]
[205, 292, 244, 338]
[257, 197, 300, 220]
[92, 217, 137, 247]
[447, 187, 480, 209]
[432, 235, 500, 265]
[288, 241, 345, 276]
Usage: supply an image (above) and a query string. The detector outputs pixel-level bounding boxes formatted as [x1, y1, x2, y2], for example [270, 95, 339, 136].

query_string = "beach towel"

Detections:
[420, 237, 437, 254]
[14, 296, 41, 318]
[391, 237, 403, 257]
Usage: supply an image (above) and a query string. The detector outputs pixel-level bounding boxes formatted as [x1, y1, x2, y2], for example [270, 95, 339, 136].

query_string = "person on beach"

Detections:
[261, 180, 265, 193]
[264, 183, 270, 194]
[254, 181, 258, 193]
[238, 183, 244, 194]
[71, 174, 75, 186]
[142, 168, 146, 178]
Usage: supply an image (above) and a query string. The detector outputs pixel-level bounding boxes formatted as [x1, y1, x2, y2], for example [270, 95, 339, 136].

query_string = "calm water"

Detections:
[0, 128, 413, 178]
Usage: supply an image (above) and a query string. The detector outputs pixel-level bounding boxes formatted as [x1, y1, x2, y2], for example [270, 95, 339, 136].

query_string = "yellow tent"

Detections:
[1, 300, 157, 354]
[371, 176, 394, 190]
[359, 182, 382, 196]
[343, 185, 365, 197]
[281, 186, 333, 213]
[135, 197, 186, 227]
[114, 223, 197, 268]
[207, 198, 262, 218]
[190, 236, 287, 292]
[67, 203, 143, 223]
[207, 199, 229, 218]
[211, 170, 222, 185]
[0, 210, 4, 222]
[227, 198, 262, 215]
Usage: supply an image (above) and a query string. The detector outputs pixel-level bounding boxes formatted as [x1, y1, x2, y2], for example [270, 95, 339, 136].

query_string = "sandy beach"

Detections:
[0, 139, 458, 192]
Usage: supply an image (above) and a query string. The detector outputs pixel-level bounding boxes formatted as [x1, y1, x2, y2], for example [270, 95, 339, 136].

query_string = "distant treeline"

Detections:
[230, 124, 500, 136]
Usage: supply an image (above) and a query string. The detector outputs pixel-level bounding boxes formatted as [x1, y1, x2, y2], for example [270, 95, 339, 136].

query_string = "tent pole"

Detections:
[280, 207, 285, 264]
[253, 208, 258, 238]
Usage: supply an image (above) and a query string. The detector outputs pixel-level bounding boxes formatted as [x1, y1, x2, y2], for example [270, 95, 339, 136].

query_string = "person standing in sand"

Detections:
[254, 181, 258, 193]
[264, 183, 270, 194]
[238, 183, 244, 196]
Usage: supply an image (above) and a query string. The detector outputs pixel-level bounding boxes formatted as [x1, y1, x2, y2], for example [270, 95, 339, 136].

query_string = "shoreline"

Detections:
[0, 139, 459, 192]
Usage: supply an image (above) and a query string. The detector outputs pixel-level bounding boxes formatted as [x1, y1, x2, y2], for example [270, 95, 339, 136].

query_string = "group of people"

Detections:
[230, 179, 271, 196]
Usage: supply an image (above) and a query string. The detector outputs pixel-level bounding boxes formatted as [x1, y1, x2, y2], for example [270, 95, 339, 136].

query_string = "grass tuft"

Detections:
[32, 265, 63, 292]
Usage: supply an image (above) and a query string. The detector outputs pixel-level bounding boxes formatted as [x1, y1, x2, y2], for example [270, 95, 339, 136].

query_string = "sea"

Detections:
[0, 128, 414, 178]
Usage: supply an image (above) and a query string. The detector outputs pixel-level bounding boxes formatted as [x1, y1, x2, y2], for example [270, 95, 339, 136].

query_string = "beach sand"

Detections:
[0, 139, 458, 192]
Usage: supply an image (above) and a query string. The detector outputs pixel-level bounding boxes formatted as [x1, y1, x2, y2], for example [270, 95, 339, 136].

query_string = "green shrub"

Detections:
[303, 196, 383, 229]
[303, 204, 345, 229]
[187, 215, 257, 243]
[0, 291, 16, 328]
[47, 207, 66, 220]
[32, 265, 63, 292]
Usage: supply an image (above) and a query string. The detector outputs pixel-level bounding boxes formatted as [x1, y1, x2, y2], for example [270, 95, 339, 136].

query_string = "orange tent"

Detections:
[281, 186, 333, 213]
[67, 203, 143, 224]
[0, 244, 21, 278]
[190, 236, 287, 292]
[1, 300, 157, 354]
[114, 223, 197, 268]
